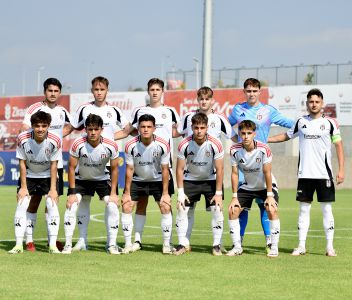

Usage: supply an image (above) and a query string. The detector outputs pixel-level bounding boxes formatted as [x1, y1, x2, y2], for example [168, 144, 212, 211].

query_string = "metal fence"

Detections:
[166, 61, 352, 90]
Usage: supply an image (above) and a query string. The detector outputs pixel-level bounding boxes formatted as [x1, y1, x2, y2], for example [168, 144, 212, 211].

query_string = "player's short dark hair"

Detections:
[243, 78, 261, 89]
[43, 78, 62, 91]
[85, 114, 103, 128]
[30, 111, 52, 126]
[147, 78, 164, 90]
[91, 76, 109, 87]
[238, 120, 256, 131]
[307, 88, 323, 100]
[138, 114, 155, 126]
[197, 86, 213, 98]
[191, 112, 208, 126]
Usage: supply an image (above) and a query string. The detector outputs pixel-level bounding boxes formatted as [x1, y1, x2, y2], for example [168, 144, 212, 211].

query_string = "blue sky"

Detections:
[1, 0, 351, 96]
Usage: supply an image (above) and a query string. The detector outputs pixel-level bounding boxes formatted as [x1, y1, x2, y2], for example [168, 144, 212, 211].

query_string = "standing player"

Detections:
[228, 78, 293, 249]
[268, 89, 344, 257]
[62, 114, 120, 254]
[21, 77, 72, 251]
[9, 111, 61, 254]
[228, 120, 280, 257]
[121, 114, 173, 254]
[117, 78, 179, 252]
[174, 112, 224, 256]
[71, 76, 129, 251]
[176, 86, 232, 250]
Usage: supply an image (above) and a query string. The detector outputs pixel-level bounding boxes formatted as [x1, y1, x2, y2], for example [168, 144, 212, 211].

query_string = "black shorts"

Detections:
[17, 177, 56, 196]
[130, 179, 174, 202]
[184, 180, 224, 209]
[296, 178, 335, 202]
[237, 188, 279, 210]
[75, 179, 113, 200]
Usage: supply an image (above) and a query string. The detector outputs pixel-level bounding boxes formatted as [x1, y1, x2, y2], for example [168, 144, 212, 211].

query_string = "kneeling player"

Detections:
[174, 112, 224, 256]
[62, 114, 120, 254]
[9, 111, 61, 254]
[227, 120, 280, 257]
[121, 114, 173, 254]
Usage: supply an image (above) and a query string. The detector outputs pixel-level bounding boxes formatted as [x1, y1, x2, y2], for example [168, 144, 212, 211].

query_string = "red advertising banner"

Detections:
[0, 95, 70, 151]
[163, 88, 269, 118]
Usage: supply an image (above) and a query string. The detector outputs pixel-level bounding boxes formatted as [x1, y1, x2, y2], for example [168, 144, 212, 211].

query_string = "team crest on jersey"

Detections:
[256, 157, 261, 163]
[161, 113, 167, 119]
[101, 153, 107, 159]
[210, 122, 215, 128]
[205, 151, 211, 157]
[107, 112, 112, 118]
[257, 114, 262, 120]
[320, 124, 325, 131]
[45, 148, 51, 155]
[60, 114, 63, 120]
[152, 150, 159, 157]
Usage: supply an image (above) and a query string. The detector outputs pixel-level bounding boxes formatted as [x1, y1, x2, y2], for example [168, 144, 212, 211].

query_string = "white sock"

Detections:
[25, 212, 37, 244]
[104, 198, 119, 247]
[134, 214, 146, 243]
[211, 206, 224, 247]
[321, 202, 334, 250]
[121, 213, 133, 247]
[161, 213, 172, 247]
[77, 195, 91, 244]
[270, 219, 280, 250]
[228, 219, 241, 247]
[186, 203, 197, 241]
[64, 202, 79, 247]
[46, 196, 60, 247]
[176, 206, 190, 247]
[298, 202, 311, 249]
[14, 196, 30, 246]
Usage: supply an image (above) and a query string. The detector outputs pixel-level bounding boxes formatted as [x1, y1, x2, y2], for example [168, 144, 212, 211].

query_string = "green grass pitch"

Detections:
[0, 186, 351, 299]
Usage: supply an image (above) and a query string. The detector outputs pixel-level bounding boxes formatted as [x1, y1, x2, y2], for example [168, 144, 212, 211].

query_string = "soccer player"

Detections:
[117, 78, 179, 252]
[71, 76, 129, 251]
[174, 112, 224, 256]
[62, 114, 120, 254]
[9, 111, 61, 254]
[21, 77, 72, 251]
[228, 78, 293, 249]
[227, 120, 280, 257]
[176, 86, 232, 250]
[121, 114, 173, 254]
[268, 88, 344, 257]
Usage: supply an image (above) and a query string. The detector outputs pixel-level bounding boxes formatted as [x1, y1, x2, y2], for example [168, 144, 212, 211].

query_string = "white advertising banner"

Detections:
[268, 84, 352, 125]
[70, 91, 148, 119]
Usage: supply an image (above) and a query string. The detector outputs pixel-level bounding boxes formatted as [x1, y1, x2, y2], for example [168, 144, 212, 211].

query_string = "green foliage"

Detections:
[0, 186, 351, 299]
[304, 72, 315, 85]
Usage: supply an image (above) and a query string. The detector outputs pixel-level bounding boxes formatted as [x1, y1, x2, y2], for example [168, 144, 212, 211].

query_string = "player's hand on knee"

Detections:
[47, 190, 59, 205]
[121, 193, 132, 208]
[108, 194, 119, 206]
[210, 194, 223, 211]
[229, 197, 241, 215]
[17, 188, 29, 203]
[264, 196, 277, 212]
[177, 194, 189, 210]
[160, 194, 171, 208]
[66, 194, 79, 209]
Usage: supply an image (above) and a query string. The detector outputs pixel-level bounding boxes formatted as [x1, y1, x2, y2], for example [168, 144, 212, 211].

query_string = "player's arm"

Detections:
[114, 122, 134, 140]
[122, 163, 134, 206]
[63, 123, 74, 137]
[109, 157, 119, 205]
[66, 155, 79, 208]
[270, 107, 294, 128]
[172, 125, 182, 138]
[48, 160, 59, 202]
[229, 164, 241, 212]
[334, 140, 345, 184]
[176, 158, 189, 209]
[17, 159, 29, 201]
[267, 132, 290, 143]
[263, 162, 277, 211]
[211, 157, 224, 210]
[160, 163, 171, 207]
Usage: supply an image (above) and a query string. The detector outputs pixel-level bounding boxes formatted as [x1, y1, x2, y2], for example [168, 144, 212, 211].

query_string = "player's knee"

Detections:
[122, 199, 133, 214]
[160, 202, 171, 214]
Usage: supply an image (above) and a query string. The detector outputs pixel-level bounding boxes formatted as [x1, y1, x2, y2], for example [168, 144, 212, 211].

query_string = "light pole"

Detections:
[193, 57, 200, 90]
[36, 66, 45, 95]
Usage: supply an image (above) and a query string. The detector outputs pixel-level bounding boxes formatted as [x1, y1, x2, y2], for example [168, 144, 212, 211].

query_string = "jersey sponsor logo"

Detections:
[243, 167, 260, 173]
[26, 150, 33, 154]
[50, 125, 62, 129]
[302, 124, 307, 128]
[188, 151, 195, 156]
[303, 134, 321, 139]
[239, 159, 245, 164]
[190, 160, 208, 166]
[82, 154, 88, 158]
[138, 161, 153, 166]
[135, 153, 141, 157]
[29, 160, 49, 165]
[83, 163, 103, 167]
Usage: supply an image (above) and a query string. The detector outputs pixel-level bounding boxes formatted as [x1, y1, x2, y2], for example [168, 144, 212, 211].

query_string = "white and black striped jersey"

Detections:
[230, 141, 275, 191]
[125, 135, 170, 182]
[177, 109, 232, 139]
[23, 101, 71, 168]
[16, 130, 61, 178]
[177, 134, 224, 181]
[287, 115, 341, 180]
[70, 135, 119, 181]
[71, 101, 129, 140]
